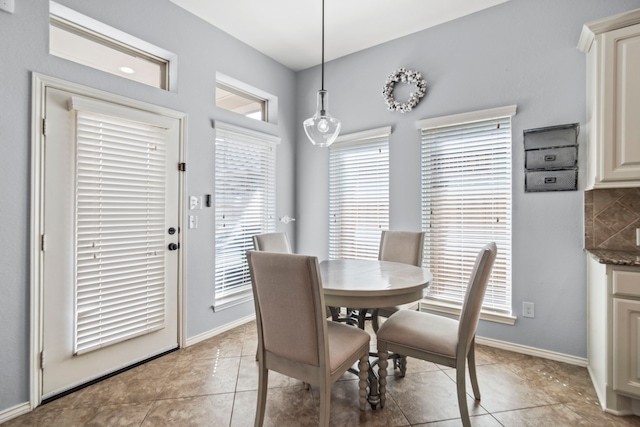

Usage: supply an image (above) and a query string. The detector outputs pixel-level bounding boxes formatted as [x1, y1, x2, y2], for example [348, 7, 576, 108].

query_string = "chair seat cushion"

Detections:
[327, 321, 370, 374]
[376, 310, 459, 358]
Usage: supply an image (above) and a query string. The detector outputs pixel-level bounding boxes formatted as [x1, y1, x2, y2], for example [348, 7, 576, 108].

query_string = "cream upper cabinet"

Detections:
[579, 9, 640, 189]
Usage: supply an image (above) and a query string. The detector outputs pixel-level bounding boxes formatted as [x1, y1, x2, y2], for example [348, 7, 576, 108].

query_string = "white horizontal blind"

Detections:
[215, 123, 277, 306]
[74, 110, 168, 355]
[421, 115, 512, 314]
[329, 130, 389, 260]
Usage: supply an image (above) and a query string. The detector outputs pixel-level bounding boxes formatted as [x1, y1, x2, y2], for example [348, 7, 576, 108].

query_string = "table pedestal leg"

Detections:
[367, 363, 380, 408]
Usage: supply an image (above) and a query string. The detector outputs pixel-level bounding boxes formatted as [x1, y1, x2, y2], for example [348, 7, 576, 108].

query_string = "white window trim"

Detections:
[415, 105, 517, 130]
[334, 126, 392, 144]
[417, 106, 517, 324]
[420, 299, 517, 325]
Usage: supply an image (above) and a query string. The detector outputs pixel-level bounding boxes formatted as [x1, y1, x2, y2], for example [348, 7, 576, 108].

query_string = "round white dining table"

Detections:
[320, 259, 432, 309]
[319, 259, 432, 409]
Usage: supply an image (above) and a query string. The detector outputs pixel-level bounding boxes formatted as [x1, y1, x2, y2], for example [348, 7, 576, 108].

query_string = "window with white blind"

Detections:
[72, 101, 173, 355]
[329, 127, 390, 260]
[418, 106, 516, 322]
[214, 122, 279, 310]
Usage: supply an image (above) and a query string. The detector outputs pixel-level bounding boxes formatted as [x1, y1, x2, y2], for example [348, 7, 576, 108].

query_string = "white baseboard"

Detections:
[476, 336, 588, 367]
[587, 366, 608, 411]
[185, 313, 256, 347]
[0, 402, 31, 424]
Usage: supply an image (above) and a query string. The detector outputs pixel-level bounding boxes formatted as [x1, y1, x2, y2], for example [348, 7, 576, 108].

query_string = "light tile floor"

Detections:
[5, 321, 640, 426]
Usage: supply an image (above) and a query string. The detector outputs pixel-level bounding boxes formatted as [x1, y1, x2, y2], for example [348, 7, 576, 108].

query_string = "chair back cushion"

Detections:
[378, 230, 425, 266]
[458, 242, 497, 351]
[252, 232, 292, 253]
[247, 251, 323, 366]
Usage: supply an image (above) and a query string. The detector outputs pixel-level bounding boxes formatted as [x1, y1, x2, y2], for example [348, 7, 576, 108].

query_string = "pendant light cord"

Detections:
[321, 0, 325, 91]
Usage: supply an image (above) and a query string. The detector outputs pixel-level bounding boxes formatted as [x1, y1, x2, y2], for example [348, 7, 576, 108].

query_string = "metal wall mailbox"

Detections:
[525, 169, 578, 192]
[525, 146, 577, 170]
[523, 123, 578, 192]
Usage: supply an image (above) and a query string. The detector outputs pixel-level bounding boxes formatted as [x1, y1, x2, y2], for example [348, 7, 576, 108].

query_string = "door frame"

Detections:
[29, 73, 187, 408]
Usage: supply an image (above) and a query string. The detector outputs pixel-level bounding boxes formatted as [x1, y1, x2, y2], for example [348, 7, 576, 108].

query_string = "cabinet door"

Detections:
[613, 298, 640, 397]
[600, 24, 640, 182]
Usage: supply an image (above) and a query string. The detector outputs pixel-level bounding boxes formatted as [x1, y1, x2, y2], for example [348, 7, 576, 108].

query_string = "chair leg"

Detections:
[399, 355, 407, 377]
[255, 364, 268, 427]
[378, 349, 389, 408]
[372, 308, 380, 332]
[455, 359, 471, 427]
[357, 308, 368, 329]
[468, 339, 481, 400]
[319, 379, 331, 427]
[358, 353, 369, 411]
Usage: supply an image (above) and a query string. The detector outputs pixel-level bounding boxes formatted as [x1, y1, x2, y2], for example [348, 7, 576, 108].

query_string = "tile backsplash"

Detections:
[585, 188, 640, 252]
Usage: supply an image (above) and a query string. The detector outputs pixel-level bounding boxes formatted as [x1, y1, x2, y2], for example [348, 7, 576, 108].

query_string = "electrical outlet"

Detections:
[0, 0, 15, 13]
[523, 301, 535, 318]
[189, 215, 198, 229]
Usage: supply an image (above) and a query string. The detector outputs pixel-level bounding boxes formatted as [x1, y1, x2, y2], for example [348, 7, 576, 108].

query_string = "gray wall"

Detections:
[0, 0, 296, 412]
[3, 0, 640, 416]
[295, 0, 640, 358]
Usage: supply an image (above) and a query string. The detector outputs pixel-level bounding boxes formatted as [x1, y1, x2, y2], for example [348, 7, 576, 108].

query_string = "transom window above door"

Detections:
[49, 1, 177, 90]
[215, 73, 278, 124]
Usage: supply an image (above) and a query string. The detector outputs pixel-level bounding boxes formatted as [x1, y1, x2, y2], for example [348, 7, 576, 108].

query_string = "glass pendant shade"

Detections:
[303, 89, 341, 147]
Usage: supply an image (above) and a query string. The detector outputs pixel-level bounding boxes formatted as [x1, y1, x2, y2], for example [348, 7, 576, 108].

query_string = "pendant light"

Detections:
[303, 0, 341, 147]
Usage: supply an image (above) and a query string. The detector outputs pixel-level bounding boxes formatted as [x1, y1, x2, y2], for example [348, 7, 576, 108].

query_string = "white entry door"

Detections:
[41, 87, 181, 399]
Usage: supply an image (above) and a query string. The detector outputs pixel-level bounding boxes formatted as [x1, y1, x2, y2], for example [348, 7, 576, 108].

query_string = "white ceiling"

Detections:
[170, 0, 509, 71]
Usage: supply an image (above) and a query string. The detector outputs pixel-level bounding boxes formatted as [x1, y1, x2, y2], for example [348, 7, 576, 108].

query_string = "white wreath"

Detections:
[382, 68, 427, 113]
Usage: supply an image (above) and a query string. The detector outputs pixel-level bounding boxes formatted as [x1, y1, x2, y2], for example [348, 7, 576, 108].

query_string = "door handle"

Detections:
[168, 243, 179, 251]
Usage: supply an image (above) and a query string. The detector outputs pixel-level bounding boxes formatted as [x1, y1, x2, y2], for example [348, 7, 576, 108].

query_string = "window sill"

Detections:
[213, 288, 253, 312]
[419, 299, 516, 325]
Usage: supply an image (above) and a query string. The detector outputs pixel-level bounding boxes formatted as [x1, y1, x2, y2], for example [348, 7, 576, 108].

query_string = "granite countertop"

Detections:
[585, 248, 640, 266]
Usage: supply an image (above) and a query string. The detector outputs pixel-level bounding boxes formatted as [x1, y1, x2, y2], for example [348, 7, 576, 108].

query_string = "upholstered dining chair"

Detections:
[371, 230, 426, 332]
[247, 251, 370, 427]
[344, 231, 425, 331]
[252, 232, 292, 253]
[251, 232, 293, 361]
[376, 242, 497, 427]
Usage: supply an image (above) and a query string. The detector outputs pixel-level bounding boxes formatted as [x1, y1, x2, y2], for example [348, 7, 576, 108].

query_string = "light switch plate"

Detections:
[0, 0, 15, 13]
[189, 196, 202, 210]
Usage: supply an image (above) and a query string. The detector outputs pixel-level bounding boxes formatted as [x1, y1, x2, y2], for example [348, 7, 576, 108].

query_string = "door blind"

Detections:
[329, 128, 390, 260]
[74, 110, 168, 355]
[214, 122, 278, 308]
[420, 115, 512, 314]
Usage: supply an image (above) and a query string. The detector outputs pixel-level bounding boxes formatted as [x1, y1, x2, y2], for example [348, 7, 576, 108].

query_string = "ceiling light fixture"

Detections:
[119, 66, 135, 74]
[303, 0, 341, 147]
